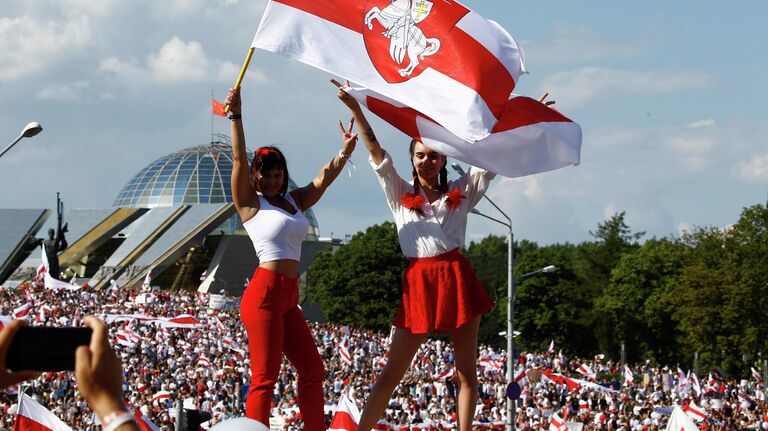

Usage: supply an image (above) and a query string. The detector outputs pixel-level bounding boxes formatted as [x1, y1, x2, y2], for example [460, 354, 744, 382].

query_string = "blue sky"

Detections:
[1, 0, 766, 245]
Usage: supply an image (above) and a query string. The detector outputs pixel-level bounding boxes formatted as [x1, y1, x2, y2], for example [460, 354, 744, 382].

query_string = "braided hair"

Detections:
[409, 139, 448, 195]
[250, 146, 290, 197]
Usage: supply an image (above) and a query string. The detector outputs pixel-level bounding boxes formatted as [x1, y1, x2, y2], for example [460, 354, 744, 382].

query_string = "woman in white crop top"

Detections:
[226, 87, 357, 430]
[334, 80, 495, 431]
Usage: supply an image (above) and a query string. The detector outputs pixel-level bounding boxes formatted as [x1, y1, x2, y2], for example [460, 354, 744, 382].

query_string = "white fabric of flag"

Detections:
[252, 0, 526, 142]
[329, 389, 361, 431]
[665, 406, 699, 431]
[345, 87, 581, 178]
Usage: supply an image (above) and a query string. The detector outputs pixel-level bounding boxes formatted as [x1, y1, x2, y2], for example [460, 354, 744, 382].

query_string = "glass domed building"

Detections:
[113, 138, 319, 237]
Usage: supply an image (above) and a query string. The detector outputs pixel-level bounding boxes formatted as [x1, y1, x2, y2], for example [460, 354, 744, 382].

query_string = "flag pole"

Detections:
[211, 89, 215, 144]
[224, 47, 255, 113]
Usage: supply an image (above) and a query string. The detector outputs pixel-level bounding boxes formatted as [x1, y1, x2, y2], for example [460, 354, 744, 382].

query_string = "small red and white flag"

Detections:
[116, 329, 142, 348]
[196, 355, 213, 368]
[13, 393, 73, 431]
[433, 367, 454, 381]
[513, 368, 528, 387]
[738, 390, 755, 409]
[13, 303, 33, 319]
[222, 337, 245, 354]
[159, 314, 201, 328]
[329, 390, 361, 431]
[151, 391, 171, 404]
[682, 401, 708, 422]
[549, 412, 570, 431]
[339, 336, 352, 365]
[253, 0, 527, 142]
[752, 367, 762, 382]
[547, 340, 555, 354]
[215, 317, 227, 332]
[689, 372, 701, 397]
[127, 405, 161, 431]
[576, 364, 596, 381]
[142, 270, 152, 290]
[345, 87, 580, 178]
[624, 365, 634, 387]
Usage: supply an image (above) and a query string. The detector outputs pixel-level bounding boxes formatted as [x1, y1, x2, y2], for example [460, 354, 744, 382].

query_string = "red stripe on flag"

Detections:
[431, 28, 513, 119]
[330, 411, 358, 431]
[366, 96, 426, 140]
[273, 0, 515, 119]
[492, 97, 574, 133]
[275, 0, 362, 33]
[13, 416, 55, 431]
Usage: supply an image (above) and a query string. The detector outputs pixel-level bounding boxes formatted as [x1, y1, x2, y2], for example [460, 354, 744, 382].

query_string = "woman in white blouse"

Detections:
[334, 80, 496, 431]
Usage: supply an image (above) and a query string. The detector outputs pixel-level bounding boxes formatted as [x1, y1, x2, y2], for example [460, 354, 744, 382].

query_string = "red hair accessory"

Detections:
[445, 188, 463, 211]
[400, 192, 426, 213]
[255, 148, 278, 158]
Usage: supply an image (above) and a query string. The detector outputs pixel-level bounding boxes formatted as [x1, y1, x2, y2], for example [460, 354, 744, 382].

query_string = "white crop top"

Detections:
[243, 193, 309, 263]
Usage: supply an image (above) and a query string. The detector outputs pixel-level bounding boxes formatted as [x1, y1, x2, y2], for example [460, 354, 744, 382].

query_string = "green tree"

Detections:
[463, 235, 509, 346]
[596, 238, 686, 364]
[308, 222, 407, 331]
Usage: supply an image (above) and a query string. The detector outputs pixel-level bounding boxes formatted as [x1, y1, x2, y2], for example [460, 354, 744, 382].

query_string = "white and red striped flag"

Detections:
[151, 391, 171, 404]
[215, 317, 228, 332]
[549, 412, 570, 431]
[142, 269, 152, 290]
[738, 390, 755, 409]
[514, 368, 528, 387]
[128, 405, 161, 431]
[330, 389, 361, 431]
[339, 336, 352, 365]
[345, 87, 580, 178]
[547, 340, 555, 354]
[13, 393, 73, 431]
[624, 365, 634, 387]
[253, 0, 526, 142]
[196, 355, 213, 368]
[433, 367, 454, 381]
[689, 372, 701, 397]
[576, 364, 596, 381]
[664, 406, 698, 431]
[751, 367, 762, 382]
[682, 401, 708, 422]
[13, 303, 33, 319]
[222, 336, 245, 354]
[158, 314, 201, 328]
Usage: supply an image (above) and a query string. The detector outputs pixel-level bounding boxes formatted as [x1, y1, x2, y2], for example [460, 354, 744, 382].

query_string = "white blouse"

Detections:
[370, 151, 496, 258]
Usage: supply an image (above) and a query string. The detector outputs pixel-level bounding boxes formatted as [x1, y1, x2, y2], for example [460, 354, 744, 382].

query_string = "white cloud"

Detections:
[148, 37, 209, 82]
[0, 14, 94, 80]
[100, 37, 212, 84]
[603, 204, 617, 221]
[733, 153, 768, 183]
[36, 81, 90, 101]
[663, 137, 716, 154]
[538, 67, 713, 108]
[687, 118, 716, 129]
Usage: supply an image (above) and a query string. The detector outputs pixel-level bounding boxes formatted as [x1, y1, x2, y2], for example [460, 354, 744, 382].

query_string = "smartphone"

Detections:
[6, 327, 92, 371]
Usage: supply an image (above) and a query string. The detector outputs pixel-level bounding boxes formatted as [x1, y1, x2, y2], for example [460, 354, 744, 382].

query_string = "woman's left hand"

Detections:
[339, 117, 357, 156]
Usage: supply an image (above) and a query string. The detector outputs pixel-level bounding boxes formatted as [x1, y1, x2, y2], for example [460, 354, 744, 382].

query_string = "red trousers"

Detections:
[240, 267, 325, 430]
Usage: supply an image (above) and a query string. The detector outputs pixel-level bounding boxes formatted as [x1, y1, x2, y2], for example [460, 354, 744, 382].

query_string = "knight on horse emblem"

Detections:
[365, 0, 441, 77]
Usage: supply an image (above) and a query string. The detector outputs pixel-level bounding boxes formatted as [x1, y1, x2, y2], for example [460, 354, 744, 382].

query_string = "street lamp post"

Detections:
[1, 122, 43, 160]
[452, 163, 556, 431]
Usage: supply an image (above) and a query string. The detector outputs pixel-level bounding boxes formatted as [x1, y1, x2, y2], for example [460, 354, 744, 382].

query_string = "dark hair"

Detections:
[250, 146, 289, 197]
[409, 139, 448, 195]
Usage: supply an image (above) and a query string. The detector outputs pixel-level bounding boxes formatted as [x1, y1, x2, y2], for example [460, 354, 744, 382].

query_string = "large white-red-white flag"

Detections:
[13, 303, 33, 319]
[329, 390, 361, 431]
[664, 406, 699, 431]
[13, 393, 73, 431]
[252, 0, 526, 142]
[344, 87, 581, 177]
[339, 336, 352, 365]
[576, 364, 596, 381]
[682, 401, 708, 422]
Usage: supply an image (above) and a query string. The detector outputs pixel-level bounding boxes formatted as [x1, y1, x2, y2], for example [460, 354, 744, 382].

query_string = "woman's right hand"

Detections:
[331, 79, 360, 112]
[75, 316, 127, 420]
[226, 87, 242, 115]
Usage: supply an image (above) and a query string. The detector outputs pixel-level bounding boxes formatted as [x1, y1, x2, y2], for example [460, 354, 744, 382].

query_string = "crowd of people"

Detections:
[0, 284, 766, 430]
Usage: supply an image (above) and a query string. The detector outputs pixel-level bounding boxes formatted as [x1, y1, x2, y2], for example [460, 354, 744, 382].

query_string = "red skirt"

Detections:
[394, 249, 494, 334]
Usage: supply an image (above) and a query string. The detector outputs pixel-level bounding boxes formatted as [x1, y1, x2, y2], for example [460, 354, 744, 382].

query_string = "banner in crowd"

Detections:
[252, 0, 526, 142]
[344, 87, 581, 178]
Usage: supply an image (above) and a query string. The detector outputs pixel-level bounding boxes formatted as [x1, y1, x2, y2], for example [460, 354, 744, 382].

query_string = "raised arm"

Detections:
[226, 88, 259, 221]
[332, 79, 385, 165]
[292, 118, 357, 211]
